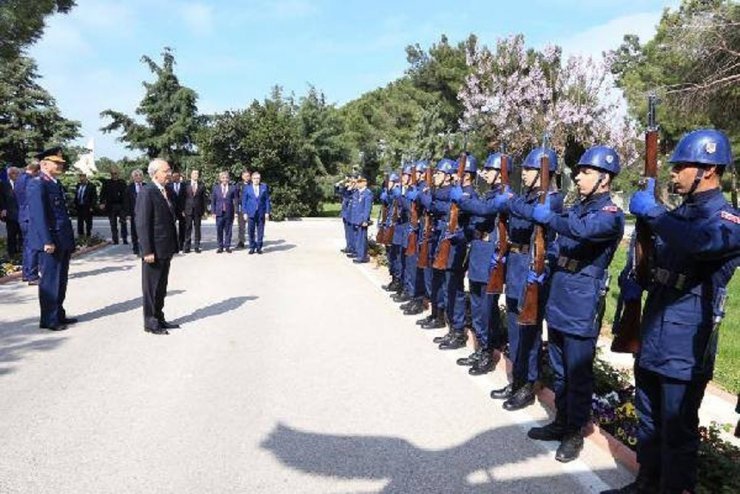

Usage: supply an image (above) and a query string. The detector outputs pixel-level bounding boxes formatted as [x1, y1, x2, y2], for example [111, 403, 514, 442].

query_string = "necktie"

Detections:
[193, 182, 197, 195]
[136, 183, 141, 195]
[78, 185, 84, 203]
[175, 183, 179, 194]
[222, 185, 227, 212]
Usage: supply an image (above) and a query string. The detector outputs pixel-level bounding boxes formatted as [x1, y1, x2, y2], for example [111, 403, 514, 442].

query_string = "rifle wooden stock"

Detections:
[406, 170, 419, 256]
[486, 155, 510, 295]
[382, 198, 398, 246]
[611, 119, 659, 354]
[375, 176, 389, 244]
[417, 168, 434, 268]
[518, 155, 550, 326]
[433, 154, 467, 270]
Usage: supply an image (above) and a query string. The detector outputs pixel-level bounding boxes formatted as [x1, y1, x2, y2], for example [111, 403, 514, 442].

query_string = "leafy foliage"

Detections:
[0, 0, 75, 62]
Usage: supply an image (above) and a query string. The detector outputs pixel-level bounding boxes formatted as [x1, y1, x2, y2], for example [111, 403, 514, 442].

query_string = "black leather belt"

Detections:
[557, 255, 583, 273]
[652, 267, 690, 290]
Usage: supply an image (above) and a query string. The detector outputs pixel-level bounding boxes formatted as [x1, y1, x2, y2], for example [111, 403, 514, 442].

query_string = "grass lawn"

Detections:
[603, 244, 740, 394]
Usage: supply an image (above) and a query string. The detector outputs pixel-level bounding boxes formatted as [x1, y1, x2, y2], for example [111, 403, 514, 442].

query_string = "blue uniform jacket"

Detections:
[459, 185, 507, 283]
[350, 188, 373, 226]
[340, 188, 353, 222]
[637, 188, 740, 380]
[15, 172, 32, 224]
[543, 192, 624, 337]
[504, 189, 564, 301]
[26, 173, 75, 252]
[392, 186, 410, 247]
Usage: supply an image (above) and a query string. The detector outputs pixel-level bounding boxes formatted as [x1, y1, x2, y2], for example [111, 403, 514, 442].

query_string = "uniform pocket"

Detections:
[545, 271, 600, 335]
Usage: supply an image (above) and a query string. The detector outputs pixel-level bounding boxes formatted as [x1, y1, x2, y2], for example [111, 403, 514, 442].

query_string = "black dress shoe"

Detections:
[421, 317, 446, 330]
[399, 300, 413, 311]
[490, 383, 515, 400]
[457, 350, 481, 366]
[555, 431, 584, 463]
[352, 258, 368, 263]
[238, 242, 245, 249]
[416, 313, 435, 326]
[41, 323, 68, 331]
[433, 329, 455, 344]
[469, 352, 494, 375]
[217, 248, 223, 253]
[403, 300, 425, 315]
[503, 382, 536, 411]
[159, 320, 181, 329]
[123, 239, 129, 244]
[249, 249, 255, 254]
[195, 248, 202, 253]
[438, 332, 467, 350]
[61, 317, 78, 324]
[382, 279, 400, 292]
[391, 292, 411, 303]
[183, 248, 191, 253]
[257, 249, 262, 254]
[528, 420, 568, 441]
[226, 248, 232, 253]
[144, 327, 169, 335]
[28, 279, 40, 286]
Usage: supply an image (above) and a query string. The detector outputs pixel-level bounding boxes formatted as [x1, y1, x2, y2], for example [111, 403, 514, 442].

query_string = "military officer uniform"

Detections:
[381, 173, 402, 288]
[604, 129, 739, 494]
[525, 146, 625, 463]
[26, 148, 76, 331]
[402, 160, 429, 316]
[350, 176, 373, 263]
[338, 177, 355, 254]
[15, 168, 40, 283]
[491, 147, 563, 411]
[390, 167, 413, 303]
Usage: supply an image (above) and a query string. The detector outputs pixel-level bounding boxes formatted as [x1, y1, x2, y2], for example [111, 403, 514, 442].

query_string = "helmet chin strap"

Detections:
[526, 169, 541, 193]
[583, 172, 606, 200]
[687, 167, 705, 196]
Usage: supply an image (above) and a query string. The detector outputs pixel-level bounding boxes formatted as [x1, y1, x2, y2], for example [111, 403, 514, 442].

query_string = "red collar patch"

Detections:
[720, 211, 740, 224]
[602, 205, 619, 213]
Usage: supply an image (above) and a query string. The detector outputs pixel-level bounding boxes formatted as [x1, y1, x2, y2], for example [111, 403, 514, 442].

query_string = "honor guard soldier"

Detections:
[604, 129, 739, 494]
[402, 160, 429, 316]
[381, 172, 402, 289]
[350, 175, 373, 263]
[451, 152, 510, 375]
[490, 146, 563, 410]
[27, 147, 77, 331]
[525, 146, 625, 462]
[435, 154, 478, 350]
[390, 167, 413, 303]
[338, 175, 355, 254]
[14, 161, 41, 284]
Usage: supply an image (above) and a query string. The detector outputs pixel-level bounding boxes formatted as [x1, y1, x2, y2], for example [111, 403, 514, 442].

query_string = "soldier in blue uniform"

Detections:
[435, 154, 478, 350]
[524, 146, 625, 463]
[381, 173, 402, 291]
[338, 175, 355, 254]
[402, 160, 429, 316]
[390, 166, 413, 304]
[490, 146, 564, 411]
[14, 161, 41, 284]
[26, 148, 77, 331]
[451, 152, 509, 374]
[604, 129, 739, 494]
[350, 175, 373, 264]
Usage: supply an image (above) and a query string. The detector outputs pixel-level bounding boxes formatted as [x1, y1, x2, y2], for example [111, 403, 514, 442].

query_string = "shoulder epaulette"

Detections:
[719, 210, 740, 224]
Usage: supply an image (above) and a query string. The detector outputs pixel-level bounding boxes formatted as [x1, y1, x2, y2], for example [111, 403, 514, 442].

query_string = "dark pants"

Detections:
[388, 243, 402, 278]
[39, 249, 71, 327]
[142, 257, 171, 329]
[506, 296, 542, 383]
[130, 214, 139, 253]
[76, 206, 93, 237]
[431, 268, 447, 312]
[352, 224, 367, 260]
[343, 220, 353, 252]
[20, 221, 39, 281]
[5, 219, 22, 257]
[184, 214, 202, 249]
[175, 214, 186, 249]
[423, 265, 433, 299]
[216, 214, 234, 249]
[635, 366, 708, 493]
[404, 251, 418, 296]
[248, 215, 266, 250]
[445, 268, 466, 331]
[548, 328, 597, 430]
[107, 204, 127, 243]
[470, 282, 502, 349]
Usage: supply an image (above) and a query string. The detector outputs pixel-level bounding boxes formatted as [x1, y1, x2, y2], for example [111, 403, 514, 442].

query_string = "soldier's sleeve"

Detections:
[507, 195, 534, 220]
[547, 208, 625, 243]
[651, 208, 740, 259]
[458, 195, 500, 217]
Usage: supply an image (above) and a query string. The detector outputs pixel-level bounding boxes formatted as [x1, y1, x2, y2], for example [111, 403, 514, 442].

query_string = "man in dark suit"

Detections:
[235, 170, 251, 249]
[123, 169, 145, 255]
[73, 172, 97, 238]
[135, 158, 179, 335]
[183, 169, 208, 253]
[27, 148, 77, 331]
[211, 171, 238, 253]
[241, 171, 271, 254]
[1, 166, 22, 257]
[99, 168, 128, 244]
[166, 170, 187, 250]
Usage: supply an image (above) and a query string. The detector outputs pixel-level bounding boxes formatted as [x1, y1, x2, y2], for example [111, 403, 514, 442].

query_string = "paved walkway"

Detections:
[0, 219, 632, 493]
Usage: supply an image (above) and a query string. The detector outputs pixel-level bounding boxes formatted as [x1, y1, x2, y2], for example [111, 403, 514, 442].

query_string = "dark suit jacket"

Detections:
[241, 183, 272, 218]
[166, 181, 187, 216]
[124, 182, 145, 217]
[0, 180, 18, 221]
[73, 182, 97, 211]
[100, 178, 126, 206]
[134, 184, 178, 260]
[183, 180, 208, 217]
[211, 183, 238, 217]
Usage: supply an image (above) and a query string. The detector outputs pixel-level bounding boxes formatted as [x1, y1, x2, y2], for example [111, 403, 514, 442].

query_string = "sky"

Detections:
[29, 0, 680, 160]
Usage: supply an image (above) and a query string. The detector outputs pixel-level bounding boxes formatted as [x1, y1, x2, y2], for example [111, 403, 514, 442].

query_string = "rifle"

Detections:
[518, 142, 551, 326]
[383, 185, 398, 246]
[611, 94, 660, 354]
[432, 153, 467, 270]
[405, 166, 420, 256]
[486, 152, 510, 294]
[417, 166, 434, 268]
[375, 173, 389, 244]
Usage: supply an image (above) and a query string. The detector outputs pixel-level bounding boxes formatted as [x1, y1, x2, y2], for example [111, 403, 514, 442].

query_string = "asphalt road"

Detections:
[0, 219, 631, 493]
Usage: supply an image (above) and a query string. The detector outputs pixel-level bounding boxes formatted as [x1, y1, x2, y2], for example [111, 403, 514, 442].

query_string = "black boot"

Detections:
[438, 331, 467, 350]
[503, 382, 536, 411]
[391, 292, 411, 303]
[490, 382, 517, 400]
[600, 469, 660, 494]
[399, 300, 414, 311]
[421, 309, 446, 330]
[469, 350, 494, 375]
[433, 329, 455, 344]
[417, 308, 436, 326]
[456, 350, 481, 366]
[382, 278, 400, 292]
[404, 299, 425, 315]
[555, 430, 584, 463]
[528, 418, 568, 441]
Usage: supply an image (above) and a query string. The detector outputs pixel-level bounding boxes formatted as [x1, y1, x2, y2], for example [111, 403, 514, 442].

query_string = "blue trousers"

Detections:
[248, 215, 266, 250]
[548, 328, 597, 429]
[343, 220, 354, 252]
[430, 268, 447, 312]
[445, 269, 466, 332]
[353, 225, 368, 261]
[470, 282, 502, 349]
[387, 244, 401, 278]
[423, 266, 432, 299]
[404, 251, 418, 297]
[506, 296, 542, 383]
[39, 249, 71, 327]
[635, 366, 708, 493]
[216, 214, 234, 249]
[20, 221, 39, 281]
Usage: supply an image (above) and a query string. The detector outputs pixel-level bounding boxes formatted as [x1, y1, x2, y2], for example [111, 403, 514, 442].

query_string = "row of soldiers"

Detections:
[339, 129, 738, 494]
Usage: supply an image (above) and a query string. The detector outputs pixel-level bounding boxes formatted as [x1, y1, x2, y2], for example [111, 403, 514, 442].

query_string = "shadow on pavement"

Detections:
[261, 423, 621, 493]
[261, 243, 296, 254]
[0, 335, 66, 376]
[69, 264, 134, 280]
[74, 289, 186, 323]
[172, 295, 257, 326]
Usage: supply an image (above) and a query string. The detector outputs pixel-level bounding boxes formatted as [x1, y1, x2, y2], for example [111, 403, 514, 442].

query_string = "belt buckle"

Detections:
[557, 256, 567, 268]
[675, 273, 687, 290]
[567, 259, 579, 272]
[654, 268, 670, 285]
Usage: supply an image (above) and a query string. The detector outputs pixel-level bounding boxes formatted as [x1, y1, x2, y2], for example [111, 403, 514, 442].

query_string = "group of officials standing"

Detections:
[340, 129, 739, 494]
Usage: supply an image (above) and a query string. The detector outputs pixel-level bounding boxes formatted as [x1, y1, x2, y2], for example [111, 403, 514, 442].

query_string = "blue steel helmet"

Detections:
[577, 146, 621, 175]
[522, 147, 558, 172]
[415, 160, 429, 173]
[402, 162, 414, 175]
[668, 129, 733, 167]
[484, 152, 513, 172]
[436, 158, 457, 175]
[389, 172, 400, 182]
[460, 153, 478, 174]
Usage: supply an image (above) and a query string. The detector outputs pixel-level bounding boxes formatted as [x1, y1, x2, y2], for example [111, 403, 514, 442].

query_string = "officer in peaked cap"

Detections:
[26, 147, 77, 331]
[350, 174, 373, 263]
[604, 129, 739, 494]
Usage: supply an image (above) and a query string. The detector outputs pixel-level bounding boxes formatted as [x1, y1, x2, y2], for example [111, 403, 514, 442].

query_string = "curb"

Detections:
[0, 241, 111, 285]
